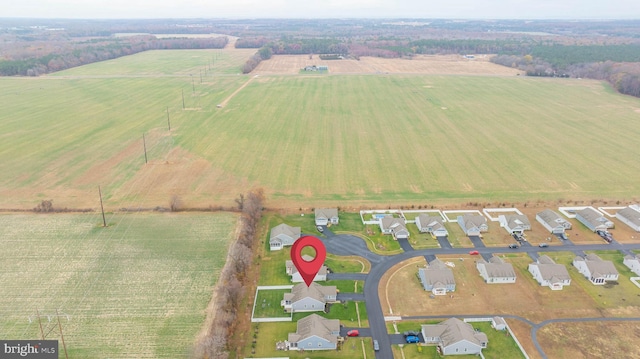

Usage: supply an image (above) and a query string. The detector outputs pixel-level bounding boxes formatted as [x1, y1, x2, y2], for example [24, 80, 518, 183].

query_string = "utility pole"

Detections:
[166, 107, 171, 131]
[36, 309, 45, 340]
[142, 133, 148, 164]
[98, 186, 106, 227]
[56, 309, 69, 359]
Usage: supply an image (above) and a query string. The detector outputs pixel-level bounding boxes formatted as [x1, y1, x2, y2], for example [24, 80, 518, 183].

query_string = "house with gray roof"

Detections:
[528, 255, 571, 290]
[476, 256, 516, 284]
[269, 223, 301, 251]
[491, 317, 507, 331]
[616, 206, 640, 232]
[573, 254, 619, 285]
[418, 258, 456, 295]
[498, 214, 531, 235]
[576, 207, 614, 232]
[457, 214, 488, 236]
[286, 314, 340, 351]
[282, 282, 337, 313]
[380, 216, 410, 240]
[415, 214, 448, 237]
[536, 209, 572, 234]
[623, 254, 640, 276]
[421, 318, 488, 356]
[315, 208, 339, 226]
[286, 255, 328, 283]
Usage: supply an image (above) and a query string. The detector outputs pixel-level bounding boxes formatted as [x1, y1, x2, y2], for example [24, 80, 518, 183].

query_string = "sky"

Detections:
[5, 0, 640, 19]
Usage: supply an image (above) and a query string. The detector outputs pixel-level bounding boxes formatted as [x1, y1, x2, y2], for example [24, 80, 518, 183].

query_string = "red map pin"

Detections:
[290, 235, 327, 287]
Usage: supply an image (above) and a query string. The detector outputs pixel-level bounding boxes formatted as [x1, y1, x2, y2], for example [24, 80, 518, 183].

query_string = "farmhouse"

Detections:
[269, 223, 301, 251]
[536, 209, 572, 234]
[528, 255, 571, 290]
[418, 258, 456, 295]
[315, 208, 339, 226]
[281, 282, 337, 313]
[623, 254, 640, 276]
[457, 214, 488, 236]
[572, 254, 619, 285]
[476, 256, 516, 284]
[421, 318, 488, 356]
[575, 207, 614, 232]
[286, 255, 328, 283]
[380, 216, 410, 240]
[286, 314, 340, 351]
[616, 206, 640, 232]
[498, 214, 531, 235]
[415, 214, 448, 237]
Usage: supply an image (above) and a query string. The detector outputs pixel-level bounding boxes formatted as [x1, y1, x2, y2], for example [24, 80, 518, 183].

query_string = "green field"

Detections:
[0, 212, 237, 358]
[2, 50, 640, 209]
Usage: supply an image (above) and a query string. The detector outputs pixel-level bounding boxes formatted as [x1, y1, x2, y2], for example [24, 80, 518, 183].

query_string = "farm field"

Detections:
[1, 49, 640, 211]
[253, 54, 524, 75]
[0, 212, 237, 358]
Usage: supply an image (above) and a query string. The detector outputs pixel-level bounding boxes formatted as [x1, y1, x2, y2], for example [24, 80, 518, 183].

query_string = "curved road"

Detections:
[318, 227, 640, 358]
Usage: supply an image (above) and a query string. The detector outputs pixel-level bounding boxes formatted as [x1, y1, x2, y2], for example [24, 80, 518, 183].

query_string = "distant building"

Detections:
[286, 314, 340, 351]
[418, 258, 456, 295]
[415, 214, 448, 237]
[380, 216, 410, 240]
[573, 254, 619, 285]
[476, 256, 516, 284]
[498, 214, 531, 235]
[616, 206, 640, 232]
[491, 317, 507, 331]
[536, 209, 571, 234]
[575, 207, 614, 232]
[457, 214, 488, 236]
[269, 223, 301, 251]
[421, 318, 488, 355]
[315, 208, 339, 226]
[528, 255, 571, 290]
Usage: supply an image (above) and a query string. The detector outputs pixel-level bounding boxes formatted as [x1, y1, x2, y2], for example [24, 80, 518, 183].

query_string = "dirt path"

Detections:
[217, 75, 255, 108]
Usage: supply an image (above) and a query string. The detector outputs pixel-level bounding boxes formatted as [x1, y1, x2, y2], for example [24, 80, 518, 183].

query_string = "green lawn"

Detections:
[0, 212, 237, 359]
[293, 300, 368, 327]
[253, 289, 291, 319]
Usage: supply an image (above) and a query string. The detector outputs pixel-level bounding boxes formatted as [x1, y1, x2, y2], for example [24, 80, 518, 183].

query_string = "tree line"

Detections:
[0, 36, 228, 76]
[193, 188, 265, 359]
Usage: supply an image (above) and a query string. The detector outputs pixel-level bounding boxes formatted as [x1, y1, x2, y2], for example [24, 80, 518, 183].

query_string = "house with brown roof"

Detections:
[457, 214, 488, 236]
[528, 255, 571, 290]
[536, 209, 571, 234]
[616, 206, 640, 232]
[573, 253, 619, 285]
[415, 214, 448, 237]
[418, 258, 456, 295]
[498, 214, 531, 235]
[476, 256, 516, 284]
[421, 318, 488, 355]
[623, 253, 640, 276]
[281, 282, 338, 313]
[269, 223, 301, 251]
[380, 216, 410, 240]
[315, 208, 339, 226]
[576, 207, 614, 232]
[286, 314, 340, 351]
[286, 255, 328, 283]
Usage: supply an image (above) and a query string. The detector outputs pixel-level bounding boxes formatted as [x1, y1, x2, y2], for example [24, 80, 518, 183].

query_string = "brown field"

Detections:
[253, 54, 524, 76]
[380, 253, 640, 359]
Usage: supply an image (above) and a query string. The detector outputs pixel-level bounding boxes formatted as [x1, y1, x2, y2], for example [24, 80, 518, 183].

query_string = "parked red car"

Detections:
[469, 250, 479, 255]
[347, 330, 359, 337]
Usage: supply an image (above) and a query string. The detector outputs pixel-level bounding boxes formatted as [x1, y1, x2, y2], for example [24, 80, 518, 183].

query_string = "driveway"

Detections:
[328, 273, 368, 281]
[398, 237, 414, 252]
[337, 292, 366, 301]
[468, 235, 486, 248]
[436, 236, 452, 249]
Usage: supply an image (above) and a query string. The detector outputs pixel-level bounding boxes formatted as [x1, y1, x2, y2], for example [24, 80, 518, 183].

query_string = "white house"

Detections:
[457, 214, 488, 236]
[528, 255, 571, 290]
[281, 282, 338, 313]
[286, 314, 340, 351]
[575, 207, 614, 232]
[536, 209, 572, 234]
[476, 256, 517, 284]
[418, 258, 456, 295]
[491, 317, 507, 331]
[498, 214, 531, 235]
[286, 255, 328, 283]
[380, 216, 410, 240]
[616, 206, 640, 232]
[315, 208, 339, 226]
[623, 254, 640, 276]
[415, 214, 448, 237]
[573, 254, 619, 285]
[421, 318, 488, 356]
[269, 223, 301, 251]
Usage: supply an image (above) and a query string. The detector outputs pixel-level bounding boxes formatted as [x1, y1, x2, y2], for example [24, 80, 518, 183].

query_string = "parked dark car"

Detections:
[538, 243, 549, 248]
[508, 243, 519, 249]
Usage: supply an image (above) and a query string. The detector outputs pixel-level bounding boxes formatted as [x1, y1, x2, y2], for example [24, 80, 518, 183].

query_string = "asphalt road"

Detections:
[317, 231, 640, 359]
